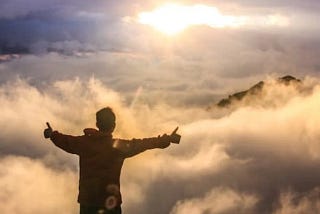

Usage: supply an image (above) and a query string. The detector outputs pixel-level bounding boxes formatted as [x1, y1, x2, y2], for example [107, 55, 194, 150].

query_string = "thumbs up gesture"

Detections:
[170, 127, 181, 144]
[44, 122, 53, 139]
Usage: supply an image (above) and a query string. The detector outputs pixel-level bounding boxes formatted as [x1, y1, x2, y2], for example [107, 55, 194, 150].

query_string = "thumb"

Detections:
[171, 127, 179, 135]
[46, 122, 52, 130]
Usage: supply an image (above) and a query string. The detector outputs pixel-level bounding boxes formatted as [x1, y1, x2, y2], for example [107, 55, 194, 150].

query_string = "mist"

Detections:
[1, 73, 320, 213]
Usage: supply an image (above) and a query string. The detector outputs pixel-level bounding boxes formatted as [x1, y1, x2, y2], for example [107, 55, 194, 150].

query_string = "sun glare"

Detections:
[138, 3, 246, 35]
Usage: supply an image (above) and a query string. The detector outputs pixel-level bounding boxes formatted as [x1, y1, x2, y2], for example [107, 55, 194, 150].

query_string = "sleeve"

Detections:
[114, 136, 170, 158]
[50, 131, 84, 155]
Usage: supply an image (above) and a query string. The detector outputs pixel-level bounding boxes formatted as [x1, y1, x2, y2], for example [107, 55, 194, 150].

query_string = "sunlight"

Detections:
[138, 3, 246, 35]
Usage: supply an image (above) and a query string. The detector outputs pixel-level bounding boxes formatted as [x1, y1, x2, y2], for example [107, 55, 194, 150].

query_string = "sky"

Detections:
[1, 1, 320, 214]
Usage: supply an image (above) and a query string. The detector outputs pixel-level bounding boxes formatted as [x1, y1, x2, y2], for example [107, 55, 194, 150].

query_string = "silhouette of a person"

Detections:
[44, 107, 180, 214]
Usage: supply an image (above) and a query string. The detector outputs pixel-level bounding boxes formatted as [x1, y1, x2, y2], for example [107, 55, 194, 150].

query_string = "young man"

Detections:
[44, 107, 180, 214]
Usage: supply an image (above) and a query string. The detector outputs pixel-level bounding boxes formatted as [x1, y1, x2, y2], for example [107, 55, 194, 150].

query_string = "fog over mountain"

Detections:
[1, 74, 320, 214]
[214, 75, 302, 108]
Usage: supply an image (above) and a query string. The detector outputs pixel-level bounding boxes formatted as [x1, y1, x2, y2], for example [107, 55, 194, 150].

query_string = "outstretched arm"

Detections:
[43, 122, 82, 154]
[115, 127, 181, 158]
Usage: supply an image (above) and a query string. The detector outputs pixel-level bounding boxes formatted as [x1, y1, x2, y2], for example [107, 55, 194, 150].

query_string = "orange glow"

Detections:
[138, 3, 246, 35]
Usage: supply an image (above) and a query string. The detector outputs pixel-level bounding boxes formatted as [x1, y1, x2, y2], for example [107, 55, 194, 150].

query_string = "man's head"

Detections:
[96, 107, 116, 132]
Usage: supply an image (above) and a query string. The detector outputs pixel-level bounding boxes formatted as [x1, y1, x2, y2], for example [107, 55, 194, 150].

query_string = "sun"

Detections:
[138, 3, 246, 35]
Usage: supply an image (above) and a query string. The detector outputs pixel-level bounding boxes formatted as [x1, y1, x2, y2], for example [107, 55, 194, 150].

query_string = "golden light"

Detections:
[138, 3, 246, 35]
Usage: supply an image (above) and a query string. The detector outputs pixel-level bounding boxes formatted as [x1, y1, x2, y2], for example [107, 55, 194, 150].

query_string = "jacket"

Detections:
[50, 128, 169, 207]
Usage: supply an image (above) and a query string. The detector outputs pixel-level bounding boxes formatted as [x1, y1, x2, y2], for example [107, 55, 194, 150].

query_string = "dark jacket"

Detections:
[50, 128, 169, 207]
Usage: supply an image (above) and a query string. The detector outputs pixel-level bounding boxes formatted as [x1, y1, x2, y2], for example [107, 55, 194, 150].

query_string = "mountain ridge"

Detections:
[216, 75, 301, 108]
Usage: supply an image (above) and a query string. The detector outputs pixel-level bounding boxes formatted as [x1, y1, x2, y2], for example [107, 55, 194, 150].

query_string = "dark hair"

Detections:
[96, 107, 116, 132]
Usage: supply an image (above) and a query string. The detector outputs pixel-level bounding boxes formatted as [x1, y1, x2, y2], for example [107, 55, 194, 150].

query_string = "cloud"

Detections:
[0, 156, 78, 214]
[0, 0, 320, 61]
[1, 75, 320, 213]
[170, 188, 258, 214]
[2, 43, 320, 109]
[0, 0, 131, 55]
[273, 188, 320, 214]
[0, 52, 231, 106]
[0, 0, 120, 19]
[120, 80, 320, 213]
[0, 54, 21, 63]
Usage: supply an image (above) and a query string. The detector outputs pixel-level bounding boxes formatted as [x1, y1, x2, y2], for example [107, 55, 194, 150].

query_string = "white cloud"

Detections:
[1, 66, 320, 213]
[0, 156, 78, 214]
[170, 188, 258, 214]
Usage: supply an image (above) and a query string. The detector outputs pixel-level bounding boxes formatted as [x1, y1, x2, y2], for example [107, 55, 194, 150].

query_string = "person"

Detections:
[43, 107, 181, 214]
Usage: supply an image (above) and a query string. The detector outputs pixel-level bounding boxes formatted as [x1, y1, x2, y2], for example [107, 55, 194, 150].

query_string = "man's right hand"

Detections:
[158, 134, 171, 148]
[170, 127, 181, 144]
[44, 122, 53, 139]
[158, 127, 181, 148]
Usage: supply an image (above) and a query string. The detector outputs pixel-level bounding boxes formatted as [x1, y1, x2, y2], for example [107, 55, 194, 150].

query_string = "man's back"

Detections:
[49, 128, 173, 209]
[77, 132, 125, 206]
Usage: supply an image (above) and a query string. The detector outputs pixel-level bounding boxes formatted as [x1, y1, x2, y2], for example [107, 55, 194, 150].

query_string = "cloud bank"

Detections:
[1, 75, 320, 213]
[0, 156, 77, 214]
